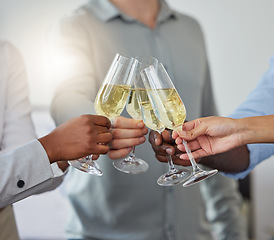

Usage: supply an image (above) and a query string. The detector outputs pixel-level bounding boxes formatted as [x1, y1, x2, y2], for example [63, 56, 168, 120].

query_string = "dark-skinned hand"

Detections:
[149, 129, 196, 166]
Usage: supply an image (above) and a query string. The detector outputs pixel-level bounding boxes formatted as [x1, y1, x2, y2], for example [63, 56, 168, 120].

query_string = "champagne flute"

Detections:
[69, 53, 138, 175]
[112, 56, 159, 174]
[136, 61, 191, 186]
[111, 86, 149, 174]
[112, 56, 157, 174]
[181, 140, 218, 187]
[94, 53, 139, 173]
[140, 64, 218, 187]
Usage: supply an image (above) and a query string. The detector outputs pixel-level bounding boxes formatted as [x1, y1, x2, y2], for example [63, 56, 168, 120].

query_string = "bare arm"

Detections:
[173, 115, 274, 160]
[237, 115, 274, 144]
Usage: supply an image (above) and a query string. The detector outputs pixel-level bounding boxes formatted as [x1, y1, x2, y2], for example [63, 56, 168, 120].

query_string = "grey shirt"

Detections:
[49, 0, 247, 239]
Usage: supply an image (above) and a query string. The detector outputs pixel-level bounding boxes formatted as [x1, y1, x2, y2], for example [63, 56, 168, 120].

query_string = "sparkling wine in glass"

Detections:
[136, 61, 191, 186]
[94, 53, 139, 173]
[69, 53, 138, 175]
[111, 56, 158, 174]
[110, 87, 149, 174]
[140, 63, 217, 187]
[112, 56, 160, 174]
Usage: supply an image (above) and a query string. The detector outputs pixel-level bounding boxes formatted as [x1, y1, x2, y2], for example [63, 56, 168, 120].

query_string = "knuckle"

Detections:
[81, 114, 89, 122]
[107, 133, 113, 142]
[114, 117, 121, 127]
[111, 129, 121, 139]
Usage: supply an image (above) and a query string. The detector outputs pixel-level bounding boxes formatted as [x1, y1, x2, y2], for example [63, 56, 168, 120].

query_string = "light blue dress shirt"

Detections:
[225, 56, 274, 179]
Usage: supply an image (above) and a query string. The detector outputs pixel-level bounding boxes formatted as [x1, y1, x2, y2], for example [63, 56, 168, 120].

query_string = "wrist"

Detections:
[38, 134, 57, 164]
[237, 117, 258, 145]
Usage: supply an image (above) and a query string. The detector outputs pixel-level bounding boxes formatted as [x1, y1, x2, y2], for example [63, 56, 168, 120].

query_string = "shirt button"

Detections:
[17, 180, 25, 188]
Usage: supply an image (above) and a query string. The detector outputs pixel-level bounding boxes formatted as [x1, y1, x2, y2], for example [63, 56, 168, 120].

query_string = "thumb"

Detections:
[177, 123, 207, 141]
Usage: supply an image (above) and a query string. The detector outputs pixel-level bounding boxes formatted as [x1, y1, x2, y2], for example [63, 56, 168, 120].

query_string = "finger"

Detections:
[155, 154, 168, 163]
[92, 144, 110, 154]
[108, 148, 133, 160]
[181, 120, 197, 131]
[172, 130, 179, 139]
[94, 115, 111, 128]
[173, 144, 184, 154]
[92, 154, 100, 160]
[155, 153, 181, 163]
[111, 128, 148, 139]
[179, 121, 207, 141]
[172, 158, 193, 167]
[155, 142, 176, 155]
[177, 140, 201, 153]
[162, 129, 174, 144]
[175, 137, 183, 145]
[179, 149, 209, 159]
[97, 132, 113, 144]
[149, 130, 162, 146]
[110, 136, 146, 149]
[112, 116, 145, 129]
[95, 125, 111, 133]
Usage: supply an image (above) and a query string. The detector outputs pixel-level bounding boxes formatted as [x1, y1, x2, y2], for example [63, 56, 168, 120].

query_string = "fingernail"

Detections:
[137, 121, 144, 128]
[166, 148, 173, 155]
[179, 154, 188, 160]
[155, 138, 161, 145]
[127, 147, 133, 151]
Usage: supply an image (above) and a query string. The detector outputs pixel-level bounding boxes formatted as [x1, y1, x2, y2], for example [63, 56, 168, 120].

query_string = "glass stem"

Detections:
[86, 155, 94, 163]
[167, 154, 177, 174]
[182, 140, 200, 173]
[128, 146, 136, 158]
[125, 146, 136, 162]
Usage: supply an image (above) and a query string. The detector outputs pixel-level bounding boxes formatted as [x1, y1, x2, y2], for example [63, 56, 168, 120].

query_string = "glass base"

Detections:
[182, 169, 218, 187]
[68, 157, 103, 176]
[157, 168, 191, 186]
[113, 157, 149, 174]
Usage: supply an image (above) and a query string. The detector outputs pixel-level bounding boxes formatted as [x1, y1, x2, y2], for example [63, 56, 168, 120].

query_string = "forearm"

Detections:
[199, 145, 250, 173]
[237, 115, 274, 145]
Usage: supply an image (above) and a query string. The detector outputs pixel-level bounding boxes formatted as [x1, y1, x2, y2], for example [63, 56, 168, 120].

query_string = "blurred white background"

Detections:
[1, 0, 274, 239]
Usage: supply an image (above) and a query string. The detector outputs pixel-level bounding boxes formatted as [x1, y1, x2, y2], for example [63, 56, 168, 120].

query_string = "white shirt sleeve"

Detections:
[0, 140, 63, 208]
[0, 41, 66, 207]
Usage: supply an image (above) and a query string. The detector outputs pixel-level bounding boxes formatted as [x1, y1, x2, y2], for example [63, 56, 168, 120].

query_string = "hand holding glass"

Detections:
[69, 53, 138, 175]
[137, 62, 191, 186]
[140, 64, 217, 187]
[115, 56, 160, 174]
[94, 53, 139, 174]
